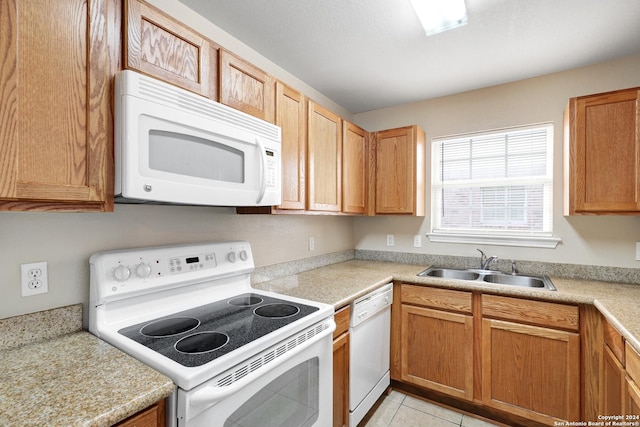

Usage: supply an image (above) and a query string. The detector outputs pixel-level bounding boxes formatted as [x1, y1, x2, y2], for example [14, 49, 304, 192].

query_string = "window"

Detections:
[429, 123, 560, 248]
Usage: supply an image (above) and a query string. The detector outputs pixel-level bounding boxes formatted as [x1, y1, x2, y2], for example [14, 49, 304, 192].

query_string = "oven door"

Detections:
[177, 319, 335, 427]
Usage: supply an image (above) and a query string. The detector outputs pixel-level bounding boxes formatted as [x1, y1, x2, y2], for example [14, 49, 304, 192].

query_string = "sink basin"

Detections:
[421, 268, 480, 281]
[482, 273, 555, 290]
[417, 267, 556, 291]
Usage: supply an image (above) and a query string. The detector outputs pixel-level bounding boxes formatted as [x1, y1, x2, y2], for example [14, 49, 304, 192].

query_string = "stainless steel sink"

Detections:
[417, 267, 556, 291]
[422, 268, 480, 281]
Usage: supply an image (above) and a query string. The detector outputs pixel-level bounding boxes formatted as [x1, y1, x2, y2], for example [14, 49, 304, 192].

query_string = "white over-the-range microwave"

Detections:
[114, 70, 282, 207]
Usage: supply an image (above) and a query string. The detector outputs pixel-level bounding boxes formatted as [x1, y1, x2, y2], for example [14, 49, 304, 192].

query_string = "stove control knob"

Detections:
[239, 250, 248, 261]
[113, 265, 131, 282]
[227, 252, 237, 263]
[135, 262, 152, 278]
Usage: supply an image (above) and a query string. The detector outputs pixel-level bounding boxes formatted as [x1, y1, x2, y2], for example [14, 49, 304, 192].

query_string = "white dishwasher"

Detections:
[349, 282, 393, 426]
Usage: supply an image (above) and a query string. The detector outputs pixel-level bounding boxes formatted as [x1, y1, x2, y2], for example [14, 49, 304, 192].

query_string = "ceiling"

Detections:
[178, 0, 640, 114]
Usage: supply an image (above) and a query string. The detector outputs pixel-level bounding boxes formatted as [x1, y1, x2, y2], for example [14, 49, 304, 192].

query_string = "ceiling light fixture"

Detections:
[409, 0, 468, 36]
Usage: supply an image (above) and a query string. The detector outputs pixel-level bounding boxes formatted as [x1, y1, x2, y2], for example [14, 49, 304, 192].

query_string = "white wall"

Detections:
[0, 206, 353, 320]
[353, 54, 640, 268]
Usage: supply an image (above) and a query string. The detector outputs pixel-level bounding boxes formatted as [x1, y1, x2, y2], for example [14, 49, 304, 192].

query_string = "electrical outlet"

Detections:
[21, 261, 48, 297]
[637, 242, 640, 260]
[413, 235, 422, 247]
[386, 234, 395, 247]
[309, 236, 315, 251]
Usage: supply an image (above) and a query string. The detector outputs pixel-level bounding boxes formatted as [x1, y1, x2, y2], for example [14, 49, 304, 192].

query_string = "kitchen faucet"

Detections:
[477, 249, 498, 270]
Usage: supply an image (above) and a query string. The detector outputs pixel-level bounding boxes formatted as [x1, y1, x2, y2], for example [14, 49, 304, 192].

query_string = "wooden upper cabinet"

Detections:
[374, 125, 425, 216]
[124, 0, 217, 100]
[220, 49, 275, 123]
[565, 87, 640, 214]
[275, 82, 306, 210]
[0, 0, 114, 211]
[342, 122, 368, 214]
[308, 101, 342, 212]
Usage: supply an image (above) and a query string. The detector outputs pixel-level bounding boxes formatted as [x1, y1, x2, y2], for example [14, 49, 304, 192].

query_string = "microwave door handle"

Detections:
[255, 136, 267, 204]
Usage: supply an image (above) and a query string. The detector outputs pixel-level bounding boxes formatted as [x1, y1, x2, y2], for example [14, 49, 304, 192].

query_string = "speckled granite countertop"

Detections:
[253, 259, 640, 354]
[0, 305, 174, 427]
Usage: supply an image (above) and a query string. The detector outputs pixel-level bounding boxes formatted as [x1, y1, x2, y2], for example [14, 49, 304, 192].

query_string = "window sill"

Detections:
[427, 233, 561, 248]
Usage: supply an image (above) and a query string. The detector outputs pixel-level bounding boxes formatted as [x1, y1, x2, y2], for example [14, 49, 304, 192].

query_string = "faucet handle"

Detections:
[511, 260, 518, 275]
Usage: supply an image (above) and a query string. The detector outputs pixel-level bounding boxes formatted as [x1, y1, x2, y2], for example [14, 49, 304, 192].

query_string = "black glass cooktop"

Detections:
[118, 293, 318, 367]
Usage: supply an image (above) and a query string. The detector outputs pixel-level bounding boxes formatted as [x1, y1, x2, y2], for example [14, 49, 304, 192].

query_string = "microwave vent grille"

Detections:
[137, 77, 280, 143]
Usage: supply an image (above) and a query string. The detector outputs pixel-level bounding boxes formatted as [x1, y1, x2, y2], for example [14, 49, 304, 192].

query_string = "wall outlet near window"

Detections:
[636, 242, 640, 260]
[309, 237, 315, 251]
[413, 235, 422, 247]
[386, 235, 395, 247]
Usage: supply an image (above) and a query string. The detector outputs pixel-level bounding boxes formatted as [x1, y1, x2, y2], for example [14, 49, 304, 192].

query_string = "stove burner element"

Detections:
[140, 317, 200, 337]
[175, 332, 229, 354]
[228, 296, 263, 306]
[254, 303, 300, 319]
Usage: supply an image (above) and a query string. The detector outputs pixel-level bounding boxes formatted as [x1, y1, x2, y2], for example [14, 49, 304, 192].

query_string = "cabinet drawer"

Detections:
[603, 317, 625, 363]
[482, 295, 578, 331]
[334, 305, 350, 339]
[627, 342, 640, 385]
[401, 285, 472, 314]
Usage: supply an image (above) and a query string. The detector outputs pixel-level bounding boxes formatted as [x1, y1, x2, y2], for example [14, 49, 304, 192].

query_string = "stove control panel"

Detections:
[168, 252, 217, 274]
[90, 241, 254, 304]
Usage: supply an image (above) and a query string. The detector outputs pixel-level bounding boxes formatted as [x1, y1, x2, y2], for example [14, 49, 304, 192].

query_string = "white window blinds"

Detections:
[430, 123, 558, 247]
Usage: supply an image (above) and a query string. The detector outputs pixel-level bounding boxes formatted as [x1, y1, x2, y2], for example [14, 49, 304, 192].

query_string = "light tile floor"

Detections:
[363, 391, 502, 427]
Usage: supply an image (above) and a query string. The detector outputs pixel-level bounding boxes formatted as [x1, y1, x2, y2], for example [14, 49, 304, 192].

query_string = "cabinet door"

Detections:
[0, 0, 113, 211]
[342, 122, 368, 214]
[628, 377, 640, 416]
[401, 304, 474, 401]
[308, 102, 342, 212]
[567, 88, 640, 213]
[333, 331, 350, 427]
[627, 342, 640, 416]
[125, 0, 217, 100]
[481, 318, 580, 424]
[220, 49, 275, 123]
[602, 345, 626, 416]
[275, 82, 306, 210]
[374, 126, 425, 215]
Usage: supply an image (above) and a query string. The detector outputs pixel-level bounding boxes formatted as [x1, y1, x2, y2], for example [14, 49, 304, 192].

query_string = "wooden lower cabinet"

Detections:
[398, 285, 474, 401]
[602, 344, 626, 416]
[401, 305, 474, 401]
[333, 306, 350, 427]
[481, 318, 580, 424]
[481, 295, 580, 424]
[393, 284, 583, 426]
[628, 377, 640, 415]
[115, 399, 165, 427]
[601, 317, 626, 417]
[627, 342, 640, 416]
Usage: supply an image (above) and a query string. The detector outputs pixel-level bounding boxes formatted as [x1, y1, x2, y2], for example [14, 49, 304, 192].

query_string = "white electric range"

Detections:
[89, 241, 335, 427]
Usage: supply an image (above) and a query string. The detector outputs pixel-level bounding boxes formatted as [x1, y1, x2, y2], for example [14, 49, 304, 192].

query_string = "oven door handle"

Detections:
[190, 319, 336, 407]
